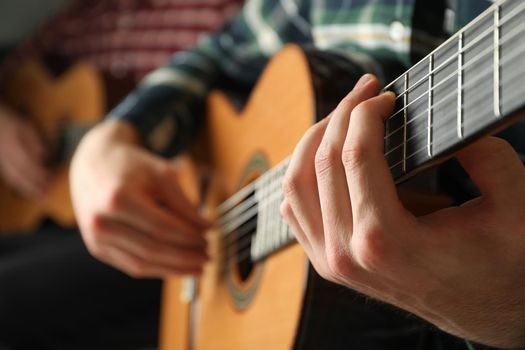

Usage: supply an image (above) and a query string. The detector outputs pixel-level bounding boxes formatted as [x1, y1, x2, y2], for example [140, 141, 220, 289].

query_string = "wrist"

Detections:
[73, 119, 142, 170]
[88, 119, 142, 148]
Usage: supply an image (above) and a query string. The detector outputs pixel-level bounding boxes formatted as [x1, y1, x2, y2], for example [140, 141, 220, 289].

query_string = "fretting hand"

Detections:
[281, 74, 525, 348]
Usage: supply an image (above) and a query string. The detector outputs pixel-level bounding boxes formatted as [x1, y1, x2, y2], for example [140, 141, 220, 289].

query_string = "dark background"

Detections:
[0, 0, 68, 60]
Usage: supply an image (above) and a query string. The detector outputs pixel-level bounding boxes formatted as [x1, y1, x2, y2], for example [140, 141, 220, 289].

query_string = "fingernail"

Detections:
[382, 91, 397, 100]
[354, 74, 374, 90]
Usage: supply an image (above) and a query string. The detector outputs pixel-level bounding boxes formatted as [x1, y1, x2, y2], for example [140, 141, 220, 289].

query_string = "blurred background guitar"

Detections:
[0, 58, 104, 233]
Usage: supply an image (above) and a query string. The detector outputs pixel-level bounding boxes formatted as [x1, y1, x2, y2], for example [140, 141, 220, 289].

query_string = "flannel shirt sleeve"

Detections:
[110, 0, 312, 157]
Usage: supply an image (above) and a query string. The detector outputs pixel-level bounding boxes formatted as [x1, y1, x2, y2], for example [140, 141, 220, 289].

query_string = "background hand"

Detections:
[281, 74, 525, 348]
[0, 103, 50, 198]
[70, 120, 210, 278]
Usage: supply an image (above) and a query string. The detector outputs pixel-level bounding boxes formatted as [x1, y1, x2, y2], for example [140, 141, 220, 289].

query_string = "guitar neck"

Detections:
[385, 0, 525, 183]
[220, 0, 525, 263]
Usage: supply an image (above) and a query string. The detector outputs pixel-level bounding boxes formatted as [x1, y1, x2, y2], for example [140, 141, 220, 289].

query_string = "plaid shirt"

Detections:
[112, 0, 499, 156]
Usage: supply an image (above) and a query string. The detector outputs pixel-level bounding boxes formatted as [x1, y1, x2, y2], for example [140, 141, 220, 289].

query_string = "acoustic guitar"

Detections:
[0, 59, 104, 233]
[161, 0, 525, 348]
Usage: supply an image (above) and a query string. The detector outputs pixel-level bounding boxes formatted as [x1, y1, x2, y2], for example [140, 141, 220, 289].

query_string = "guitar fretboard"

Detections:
[219, 0, 525, 263]
[384, 0, 525, 181]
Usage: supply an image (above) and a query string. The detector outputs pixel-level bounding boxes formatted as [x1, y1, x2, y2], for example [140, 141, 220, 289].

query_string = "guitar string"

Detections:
[221, 188, 282, 249]
[216, 157, 289, 215]
[218, 16, 525, 234]
[215, 1, 525, 269]
[214, 0, 523, 217]
[384, 49, 516, 161]
[219, 220, 276, 272]
[219, 177, 287, 262]
[222, 223, 292, 267]
[224, 73, 521, 263]
[383, 41, 525, 168]
[218, 167, 284, 227]
[217, 193, 257, 227]
[384, 11, 525, 143]
[212, 1, 523, 247]
[216, 64, 487, 241]
[217, 163, 287, 226]
[222, 97, 492, 258]
[218, 169, 287, 243]
[220, 222, 289, 274]
[220, 180, 282, 235]
[384, 26, 524, 146]
[218, 79, 523, 264]
[222, 228, 294, 271]
[222, 220, 257, 254]
[221, 227, 262, 270]
[217, 51, 525, 243]
[221, 88, 502, 268]
[383, 43, 494, 147]
[383, 68, 492, 159]
[217, 71, 508, 264]
[384, 0, 524, 123]
[382, 0, 520, 93]
[219, 1, 525, 276]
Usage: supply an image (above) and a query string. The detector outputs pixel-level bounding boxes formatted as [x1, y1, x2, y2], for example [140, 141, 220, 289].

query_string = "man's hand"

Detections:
[0, 103, 50, 197]
[281, 74, 525, 348]
[70, 120, 210, 278]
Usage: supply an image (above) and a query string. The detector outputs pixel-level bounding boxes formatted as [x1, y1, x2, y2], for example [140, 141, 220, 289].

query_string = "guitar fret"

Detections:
[457, 31, 464, 140]
[270, 169, 279, 251]
[494, 4, 502, 118]
[266, 172, 273, 253]
[262, 172, 271, 259]
[403, 73, 408, 173]
[427, 53, 434, 158]
[252, 173, 267, 260]
[278, 166, 288, 247]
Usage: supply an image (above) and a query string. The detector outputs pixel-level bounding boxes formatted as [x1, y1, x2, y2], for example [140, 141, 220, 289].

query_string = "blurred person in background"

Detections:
[0, 1, 241, 349]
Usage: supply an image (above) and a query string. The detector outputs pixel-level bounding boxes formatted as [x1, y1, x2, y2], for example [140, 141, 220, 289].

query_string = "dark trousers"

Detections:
[0, 223, 495, 350]
[0, 223, 161, 350]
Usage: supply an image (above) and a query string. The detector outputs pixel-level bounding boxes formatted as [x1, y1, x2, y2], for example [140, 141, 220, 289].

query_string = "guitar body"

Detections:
[160, 45, 378, 349]
[0, 59, 104, 233]
[160, 44, 313, 350]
